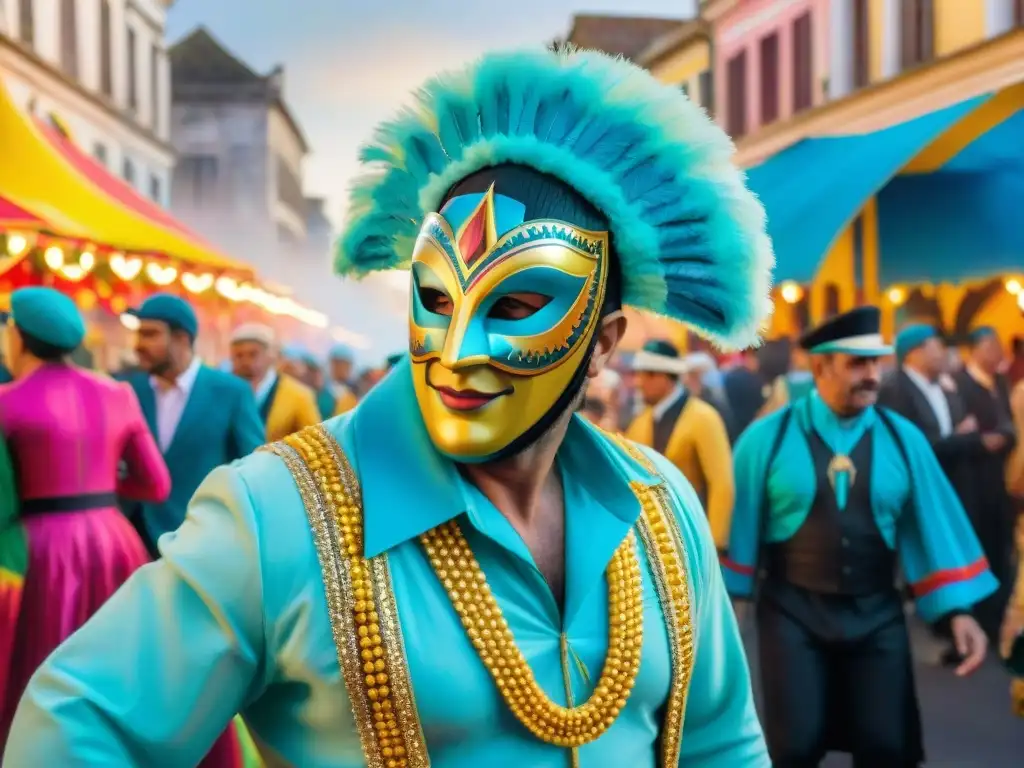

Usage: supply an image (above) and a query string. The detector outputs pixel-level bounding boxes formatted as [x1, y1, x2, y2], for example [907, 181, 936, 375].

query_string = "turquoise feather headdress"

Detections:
[335, 47, 774, 349]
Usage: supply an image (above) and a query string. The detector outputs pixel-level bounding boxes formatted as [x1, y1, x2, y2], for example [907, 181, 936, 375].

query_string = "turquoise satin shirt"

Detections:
[6, 361, 767, 767]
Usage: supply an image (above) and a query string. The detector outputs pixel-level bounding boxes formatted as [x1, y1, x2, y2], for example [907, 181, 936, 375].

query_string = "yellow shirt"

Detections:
[265, 374, 321, 443]
[333, 388, 358, 417]
[626, 395, 734, 549]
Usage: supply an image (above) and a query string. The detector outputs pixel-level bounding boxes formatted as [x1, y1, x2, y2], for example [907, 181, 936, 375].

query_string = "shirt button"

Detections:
[841, 537, 850, 547]
[842, 566, 852, 575]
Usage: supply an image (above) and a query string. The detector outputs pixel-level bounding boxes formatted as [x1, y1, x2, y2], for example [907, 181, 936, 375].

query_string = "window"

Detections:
[901, 0, 934, 70]
[725, 51, 747, 138]
[149, 174, 162, 203]
[852, 0, 870, 89]
[122, 157, 135, 185]
[99, 0, 112, 97]
[275, 155, 305, 214]
[792, 12, 813, 112]
[177, 155, 219, 205]
[93, 142, 107, 166]
[60, 0, 78, 77]
[1015, 0, 1023, 26]
[150, 45, 161, 129]
[18, 0, 32, 45]
[698, 69, 714, 116]
[759, 33, 779, 124]
[127, 27, 138, 112]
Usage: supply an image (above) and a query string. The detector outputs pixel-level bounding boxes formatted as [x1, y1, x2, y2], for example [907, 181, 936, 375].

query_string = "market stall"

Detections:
[0, 80, 327, 368]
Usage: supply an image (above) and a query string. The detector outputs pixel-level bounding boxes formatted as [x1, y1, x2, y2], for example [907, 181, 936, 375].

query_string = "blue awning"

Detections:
[877, 109, 1024, 285]
[745, 96, 989, 283]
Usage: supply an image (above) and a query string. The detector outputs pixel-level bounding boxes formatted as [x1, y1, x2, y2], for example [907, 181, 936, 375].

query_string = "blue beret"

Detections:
[4, 287, 86, 352]
[329, 343, 354, 362]
[281, 343, 309, 362]
[968, 326, 997, 346]
[128, 293, 198, 338]
[894, 323, 937, 360]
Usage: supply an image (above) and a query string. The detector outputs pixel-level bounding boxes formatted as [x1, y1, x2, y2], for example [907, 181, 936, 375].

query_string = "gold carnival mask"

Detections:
[408, 184, 609, 462]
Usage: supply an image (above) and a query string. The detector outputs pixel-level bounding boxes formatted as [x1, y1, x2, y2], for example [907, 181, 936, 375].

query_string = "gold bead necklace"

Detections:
[420, 519, 644, 747]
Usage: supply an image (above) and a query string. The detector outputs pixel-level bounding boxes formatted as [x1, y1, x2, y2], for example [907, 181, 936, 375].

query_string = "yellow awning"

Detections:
[0, 79, 250, 273]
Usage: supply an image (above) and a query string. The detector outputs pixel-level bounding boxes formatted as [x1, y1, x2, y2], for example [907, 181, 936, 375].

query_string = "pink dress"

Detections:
[0, 363, 170, 743]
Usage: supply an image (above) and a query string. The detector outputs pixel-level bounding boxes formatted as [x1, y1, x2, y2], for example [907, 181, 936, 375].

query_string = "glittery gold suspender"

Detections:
[606, 432, 696, 767]
[262, 425, 429, 768]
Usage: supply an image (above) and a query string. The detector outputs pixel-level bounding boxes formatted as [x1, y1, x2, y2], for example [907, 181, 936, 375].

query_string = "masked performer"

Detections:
[7, 48, 774, 767]
[0, 288, 170, 745]
[723, 306, 995, 767]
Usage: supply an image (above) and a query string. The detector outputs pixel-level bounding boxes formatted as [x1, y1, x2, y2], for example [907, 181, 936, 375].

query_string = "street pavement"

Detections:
[743, 618, 1023, 766]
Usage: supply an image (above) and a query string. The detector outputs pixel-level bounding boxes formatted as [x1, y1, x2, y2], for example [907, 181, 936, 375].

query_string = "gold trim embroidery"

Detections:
[606, 432, 696, 767]
[262, 426, 429, 768]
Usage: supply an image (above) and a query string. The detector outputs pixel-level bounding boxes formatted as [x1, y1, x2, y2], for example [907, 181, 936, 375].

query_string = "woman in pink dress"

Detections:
[0, 287, 171, 745]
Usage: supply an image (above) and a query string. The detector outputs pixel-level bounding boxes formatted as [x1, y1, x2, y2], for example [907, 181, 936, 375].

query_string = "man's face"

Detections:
[281, 358, 311, 384]
[815, 353, 881, 414]
[230, 340, 271, 382]
[635, 370, 676, 406]
[683, 370, 704, 395]
[975, 335, 1004, 373]
[918, 337, 948, 377]
[330, 358, 352, 383]
[133, 320, 173, 375]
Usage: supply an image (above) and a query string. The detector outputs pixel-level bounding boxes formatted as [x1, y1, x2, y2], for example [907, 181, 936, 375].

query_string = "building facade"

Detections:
[0, 0, 173, 205]
[167, 27, 312, 292]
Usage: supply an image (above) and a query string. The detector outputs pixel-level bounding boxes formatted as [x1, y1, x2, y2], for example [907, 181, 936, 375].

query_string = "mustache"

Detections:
[854, 380, 880, 393]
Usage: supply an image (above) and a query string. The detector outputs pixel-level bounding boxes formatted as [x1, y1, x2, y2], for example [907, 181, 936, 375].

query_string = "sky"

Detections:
[166, 0, 696, 226]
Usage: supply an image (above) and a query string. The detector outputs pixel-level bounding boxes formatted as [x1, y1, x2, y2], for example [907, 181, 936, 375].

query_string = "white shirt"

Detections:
[903, 365, 953, 437]
[652, 383, 687, 423]
[254, 369, 278, 408]
[150, 356, 202, 452]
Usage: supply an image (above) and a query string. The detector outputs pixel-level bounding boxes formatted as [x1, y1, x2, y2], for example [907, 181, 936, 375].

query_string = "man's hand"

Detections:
[951, 614, 988, 676]
[955, 415, 978, 434]
[981, 432, 1008, 453]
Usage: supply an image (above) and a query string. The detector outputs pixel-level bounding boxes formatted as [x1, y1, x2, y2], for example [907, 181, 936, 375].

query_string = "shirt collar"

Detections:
[903, 364, 938, 392]
[348, 358, 659, 558]
[652, 383, 686, 422]
[254, 369, 278, 402]
[151, 355, 202, 395]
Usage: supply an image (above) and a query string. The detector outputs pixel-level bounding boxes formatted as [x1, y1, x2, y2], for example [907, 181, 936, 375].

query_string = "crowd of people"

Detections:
[0, 44, 1022, 767]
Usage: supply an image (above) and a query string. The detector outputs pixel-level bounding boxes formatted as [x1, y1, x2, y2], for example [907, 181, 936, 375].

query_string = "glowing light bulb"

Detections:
[779, 281, 803, 304]
[6, 235, 28, 257]
[44, 246, 64, 270]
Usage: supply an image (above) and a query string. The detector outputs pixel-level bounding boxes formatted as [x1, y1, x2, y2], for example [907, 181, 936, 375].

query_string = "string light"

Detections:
[779, 281, 803, 304]
[109, 253, 143, 280]
[5, 234, 28, 257]
[145, 262, 178, 286]
[886, 286, 907, 306]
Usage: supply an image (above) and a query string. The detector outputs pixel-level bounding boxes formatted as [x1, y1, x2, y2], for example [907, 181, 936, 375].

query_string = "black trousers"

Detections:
[758, 582, 923, 768]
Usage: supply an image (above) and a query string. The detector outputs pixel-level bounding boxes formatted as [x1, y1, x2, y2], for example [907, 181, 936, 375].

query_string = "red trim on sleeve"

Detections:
[719, 553, 756, 577]
[910, 557, 989, 598]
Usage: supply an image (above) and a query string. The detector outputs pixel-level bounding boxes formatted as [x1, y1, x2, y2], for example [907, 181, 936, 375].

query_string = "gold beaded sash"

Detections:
[612, 436, 697, 766]
[264, 424, 694, 767]
[262, 425, 429, 768]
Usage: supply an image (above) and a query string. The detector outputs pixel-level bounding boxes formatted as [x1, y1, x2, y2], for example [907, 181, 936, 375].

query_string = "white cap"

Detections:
[682, 352, 717, 374]
[230, 323, 275, 346]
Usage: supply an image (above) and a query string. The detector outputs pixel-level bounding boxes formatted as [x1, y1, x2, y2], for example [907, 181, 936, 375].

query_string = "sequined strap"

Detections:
[604, 431, 696, 767]
[261, 425, 429, 768]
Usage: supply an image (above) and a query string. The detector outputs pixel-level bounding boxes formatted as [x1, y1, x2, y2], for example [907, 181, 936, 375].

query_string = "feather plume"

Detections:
[335, 47, 774, 349]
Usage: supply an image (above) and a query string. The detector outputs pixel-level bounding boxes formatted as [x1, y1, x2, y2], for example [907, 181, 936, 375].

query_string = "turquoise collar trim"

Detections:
[351, 358, 659, 558]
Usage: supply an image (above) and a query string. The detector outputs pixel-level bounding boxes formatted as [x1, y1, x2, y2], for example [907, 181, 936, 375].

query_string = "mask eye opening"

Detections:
[486, 293, 552, 321]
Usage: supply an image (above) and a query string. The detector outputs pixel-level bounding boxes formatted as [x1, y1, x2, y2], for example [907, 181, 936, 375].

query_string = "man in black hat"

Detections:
[723, 306, 994, 767]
